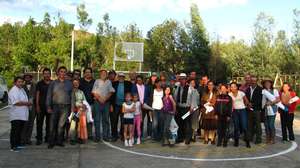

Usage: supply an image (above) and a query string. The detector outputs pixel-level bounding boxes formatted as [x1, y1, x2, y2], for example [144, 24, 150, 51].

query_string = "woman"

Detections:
[279, 82, 300, 142]
[8, 76, 32, 152]
[188, 80, 200, 142]
[262, 79, 280, 144]
[200, 81, 217, 144]
[152, 79, 164, 141]
[229, 82, 251, 148]
[215, 84, 232, 147]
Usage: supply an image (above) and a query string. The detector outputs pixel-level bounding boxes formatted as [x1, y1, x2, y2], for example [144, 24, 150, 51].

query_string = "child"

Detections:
[122, 93, 136, 147]
[215, 84, 232, 147]
[133, 94, 142, 145]
[161, 87, 176, 146]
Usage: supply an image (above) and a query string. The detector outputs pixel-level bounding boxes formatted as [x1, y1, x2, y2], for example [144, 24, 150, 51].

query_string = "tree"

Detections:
[77, 4, 92, 31]
[146, 20, 190, 73]
[251, 12, 275, 76]
[185, 3, 211, 74]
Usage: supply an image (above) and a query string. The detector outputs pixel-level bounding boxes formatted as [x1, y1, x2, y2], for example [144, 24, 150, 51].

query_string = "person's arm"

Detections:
[36, 90, 41, 113]
[46, 81, 54, 113]
[169, 95, 177, 113]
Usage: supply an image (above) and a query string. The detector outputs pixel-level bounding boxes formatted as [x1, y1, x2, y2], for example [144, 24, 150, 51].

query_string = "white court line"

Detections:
[102, 129, 298, 162]
[0, 105, 9, 111]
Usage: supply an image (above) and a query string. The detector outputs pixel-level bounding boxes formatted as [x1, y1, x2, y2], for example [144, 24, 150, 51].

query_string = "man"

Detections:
[8, 76, 32, 152]
[189, 71, 198, 88]
[35, 68, 52, 145]
[198, 75, 209, 98]
[108, 70, 117, 82]
[246, 76, 263, 144]
[131, 75, 151, 139]
[47, 66, 72, 149]
[21, 74, 36, 145]
[129, 71, 137, 84]
[79, 68, 95, 140]
[111, 72, 132, 141]
[174, 73, 192, 144]
[73, 69, 81, 80]
[240, 74, 252, 93]
[92, 69, 115, 142]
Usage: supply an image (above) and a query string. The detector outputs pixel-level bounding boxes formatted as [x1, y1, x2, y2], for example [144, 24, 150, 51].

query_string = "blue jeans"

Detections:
[232, 109, 249, 141]
[264, 115, 276, 137]
[152, 110, 162, 141]
[93, 102, 110, 140]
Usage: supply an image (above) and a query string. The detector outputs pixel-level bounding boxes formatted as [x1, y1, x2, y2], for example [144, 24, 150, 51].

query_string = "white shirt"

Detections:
[8, 86, 29, 121]
[134, 101, 142, 116]
[262, 89, 279, 116]
[152, 89, 164, 110]
[123, 102, 135, 119]
[229, 91, 246, 110]
[250, 86, 257, 100]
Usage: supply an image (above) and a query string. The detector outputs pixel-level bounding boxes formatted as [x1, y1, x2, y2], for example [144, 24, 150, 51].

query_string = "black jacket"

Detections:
[111, 81, 132, 105]
[215, 94, 232, 119]
[246, 85, 262, 111]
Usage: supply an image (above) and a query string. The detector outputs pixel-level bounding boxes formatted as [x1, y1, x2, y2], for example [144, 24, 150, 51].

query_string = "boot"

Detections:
[234, 139, 239, 147]
[270, 130, 275, 144]
[266, 133, 270, 144]
[246, 140, 251, 148]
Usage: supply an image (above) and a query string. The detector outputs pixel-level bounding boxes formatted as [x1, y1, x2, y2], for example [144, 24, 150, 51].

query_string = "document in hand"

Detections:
[289, 96, 299, 104]
[262, 89, 285, 110]
[204, 103, 214, 114]
[181, 106, 199, 120]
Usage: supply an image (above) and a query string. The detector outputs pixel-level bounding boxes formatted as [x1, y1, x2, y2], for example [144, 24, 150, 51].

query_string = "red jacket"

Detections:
[280, 91, 300, 113]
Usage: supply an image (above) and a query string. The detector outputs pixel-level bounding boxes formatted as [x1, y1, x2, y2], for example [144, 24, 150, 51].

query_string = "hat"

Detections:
[151, 72, 158, 76]
[261, 77, 273, 85]
[179, 73, 187, 78]
[118, 72, 125, 77]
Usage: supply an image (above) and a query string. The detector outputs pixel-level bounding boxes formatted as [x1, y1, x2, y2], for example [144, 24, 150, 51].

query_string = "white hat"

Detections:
[118, 72, 125, 77]
[179, 73, 187, 78]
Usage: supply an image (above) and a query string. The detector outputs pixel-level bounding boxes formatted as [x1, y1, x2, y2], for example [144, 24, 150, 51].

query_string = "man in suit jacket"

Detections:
[110, 72, 132, 141]
[246, 76, 263, 144]
[131, 75, 151, 138]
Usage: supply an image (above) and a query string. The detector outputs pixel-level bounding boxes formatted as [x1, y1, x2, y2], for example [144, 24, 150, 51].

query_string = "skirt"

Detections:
[78, 110, 88, 141]
[202, 119, 218, 130]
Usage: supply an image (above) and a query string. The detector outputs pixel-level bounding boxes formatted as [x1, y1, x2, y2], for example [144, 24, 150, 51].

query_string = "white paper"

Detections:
[262, 89, 285, 110]
[289, 96, 299, 104]
[204, 103, 214, 114]
[181, 111, 191, 120]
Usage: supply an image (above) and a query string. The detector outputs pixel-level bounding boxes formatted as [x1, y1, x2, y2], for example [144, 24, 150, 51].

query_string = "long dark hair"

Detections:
[204, 80, 217, 94]
[280, 82, 293, 92]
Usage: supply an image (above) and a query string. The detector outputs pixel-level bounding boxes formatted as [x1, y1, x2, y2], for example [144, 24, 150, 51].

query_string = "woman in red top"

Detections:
[279, 82, 300, 142]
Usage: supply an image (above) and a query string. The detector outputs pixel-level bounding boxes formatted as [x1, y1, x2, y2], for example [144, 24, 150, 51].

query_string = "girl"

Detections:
[201, 81, 217, 144]
[161, 86, 176, 146]
[262, 79, 280, 144]
[279, 82, 300, 142]
[69, 79, 92, 145]
[229, 82, 251, 148]
[215, 84, 232, 147]
[151, 79, 164, 141]
[122, 93, 135, 147]
[188, 80, 200, 142]
[133, 94, 142, 145]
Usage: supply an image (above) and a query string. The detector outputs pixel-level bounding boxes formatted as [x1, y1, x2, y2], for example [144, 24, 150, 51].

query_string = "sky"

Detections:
[0, 0, 299, 42]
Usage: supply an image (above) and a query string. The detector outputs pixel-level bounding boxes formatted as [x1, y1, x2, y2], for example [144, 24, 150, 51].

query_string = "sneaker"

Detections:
[16, 145, 25, 149]
[10, 148, 20, 152]
[36, 140, 42, 146]
[129, 139, 133, 147]
[137, 138, 141, 145]
[124, 140, 129, 147]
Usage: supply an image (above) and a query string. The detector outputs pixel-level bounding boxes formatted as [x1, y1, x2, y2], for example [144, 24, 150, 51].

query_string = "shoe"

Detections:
[211, 140, 216, 145]
[94, 138, 101, 143]
[10, 148, 20, 152]
[204, 141, 208, 144]
[26, 141, 32, 145]
[246, 141, 251, 148]
[16, 145, 25, 149]
[137, 138, 141, 145]
[223, 143, 228, 147]
[36, 140, 42, 146]
[124, 140, 129, 147]
[70, 140, 76, 145]
[216, 143, 222, 147]
[56, 143, 65, 147]
[129, 139, 133, 147]
[234, 140, 239, 147]
[88, 136, 94, 140]
[48, 145, 54, 149]
[185, 141, 190, 145]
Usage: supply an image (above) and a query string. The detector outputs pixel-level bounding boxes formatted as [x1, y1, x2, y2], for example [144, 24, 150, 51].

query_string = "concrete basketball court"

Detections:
[0, 106, 300, 168]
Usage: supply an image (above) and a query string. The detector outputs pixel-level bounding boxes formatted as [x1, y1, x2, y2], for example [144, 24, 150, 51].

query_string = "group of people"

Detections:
[7, 66, 299, 152]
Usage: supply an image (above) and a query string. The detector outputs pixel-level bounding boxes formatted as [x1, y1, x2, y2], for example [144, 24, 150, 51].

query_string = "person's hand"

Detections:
[227, 117, 230, 121]
[27, 102, 33, 106]
[47, 107, 53, 114]
[215, 115, 218, 120]
[110, 105, 113, 113]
